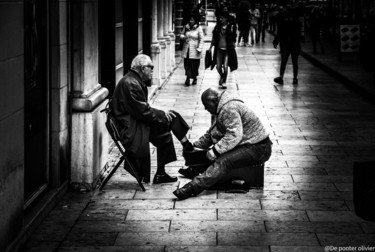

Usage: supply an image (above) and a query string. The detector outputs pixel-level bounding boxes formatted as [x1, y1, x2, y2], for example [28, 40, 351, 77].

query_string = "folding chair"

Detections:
[99, 107, 146, 191]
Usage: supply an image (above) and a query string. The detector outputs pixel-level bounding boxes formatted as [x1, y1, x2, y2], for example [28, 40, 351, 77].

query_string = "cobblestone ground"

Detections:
[23, 33, 375, 252]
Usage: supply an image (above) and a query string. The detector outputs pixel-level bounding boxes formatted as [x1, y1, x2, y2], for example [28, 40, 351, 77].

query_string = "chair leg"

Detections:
[124, 158, 146, 191]
[99, 156, 124, 190]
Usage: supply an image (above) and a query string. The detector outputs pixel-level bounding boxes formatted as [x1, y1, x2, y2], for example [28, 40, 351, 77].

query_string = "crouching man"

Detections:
[173, 88, 272, 200]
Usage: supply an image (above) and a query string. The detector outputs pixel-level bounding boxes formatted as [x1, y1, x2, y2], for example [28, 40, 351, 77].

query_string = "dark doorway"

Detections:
[24, 0, 49, 206]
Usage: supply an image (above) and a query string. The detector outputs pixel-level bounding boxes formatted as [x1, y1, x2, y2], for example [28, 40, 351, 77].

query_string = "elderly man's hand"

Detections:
[206, 149, 217, 162]
[165, 110, 176, 123]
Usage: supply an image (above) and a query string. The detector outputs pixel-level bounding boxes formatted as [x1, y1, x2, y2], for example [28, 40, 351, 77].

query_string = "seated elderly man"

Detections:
[110, 54, 194, 184]
[173, 88, 273, 200]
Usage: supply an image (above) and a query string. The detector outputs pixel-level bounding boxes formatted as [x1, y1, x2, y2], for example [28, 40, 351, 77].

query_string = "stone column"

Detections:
[151, 0, 161, 87]
[70, 0, 109, 191]
[174, 0, 184, 52]
[157, 0, 167, 79]
[164, 0, 171, 73]
[168, 0, 175, 68]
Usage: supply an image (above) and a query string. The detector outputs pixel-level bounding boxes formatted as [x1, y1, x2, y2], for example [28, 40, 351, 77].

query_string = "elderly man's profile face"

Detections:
[141, 59, 154, 81]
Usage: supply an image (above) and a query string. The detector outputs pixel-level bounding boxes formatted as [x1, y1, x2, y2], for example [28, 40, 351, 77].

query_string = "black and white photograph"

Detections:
[1, 0, 375, 251]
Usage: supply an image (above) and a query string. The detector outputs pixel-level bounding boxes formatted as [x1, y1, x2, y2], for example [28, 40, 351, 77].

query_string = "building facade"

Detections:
[0, 0, 177, 251]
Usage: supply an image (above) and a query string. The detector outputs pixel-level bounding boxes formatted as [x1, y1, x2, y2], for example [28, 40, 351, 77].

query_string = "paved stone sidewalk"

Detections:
[22, 31, 375, 251]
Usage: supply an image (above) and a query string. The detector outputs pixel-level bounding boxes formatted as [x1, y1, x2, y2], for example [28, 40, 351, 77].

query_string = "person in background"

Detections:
[309, 5, 324, 54]
[249, 3, 260, 45]
[109, 54, 194, 185]
[209, 11, 237, 89]
[173, 88, 272, 200]
[258, 3, 269, 43]
[273, 7, 302, 85]
[236, 2, 251, 46]
[180, 14, 204, 86]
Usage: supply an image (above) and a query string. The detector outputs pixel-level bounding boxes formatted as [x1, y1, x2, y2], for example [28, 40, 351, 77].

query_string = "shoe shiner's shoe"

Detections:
[173, 183, 197, 200]
[274, 77, 284, 85]
[153, 173, 178, 184]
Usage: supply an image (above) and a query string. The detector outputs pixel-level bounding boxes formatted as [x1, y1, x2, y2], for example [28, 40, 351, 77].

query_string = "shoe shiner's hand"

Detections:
[206, 149, 217, 162]
[165, 110, 176, 123]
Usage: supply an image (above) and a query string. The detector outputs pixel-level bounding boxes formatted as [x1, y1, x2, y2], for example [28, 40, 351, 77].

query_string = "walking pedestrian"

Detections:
[209, 11, 238, 89]
[309, 6, 325, 54]
[273, 7, 302, 85]
[236, 2, 251, 46]
[259, 3, 269, 43]
[249, 3, 260, 45]
[180, 14, 204, 86]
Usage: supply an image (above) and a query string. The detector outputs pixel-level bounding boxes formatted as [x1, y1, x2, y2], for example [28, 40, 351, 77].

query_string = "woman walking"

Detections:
[180, 15, 204, 86]
[209, 11, 237, 89]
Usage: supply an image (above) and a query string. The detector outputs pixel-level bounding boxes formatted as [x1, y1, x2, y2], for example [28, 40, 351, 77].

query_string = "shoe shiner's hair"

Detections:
[201, 88, 220, 103]
[131, 54, 152, 71]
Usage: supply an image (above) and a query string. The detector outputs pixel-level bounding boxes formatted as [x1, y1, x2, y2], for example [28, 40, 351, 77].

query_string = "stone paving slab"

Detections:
[58, 246, 164, 252]
[165, 246, 269, 252]
[307, 211, 367, 222]
[317, 233, 375, 246]
[87, 199, 175, 210]
[170, 220, 266, 233]
[270, 246, 325, 252]
[115, 232, 216, 246]
[261, 199, 348, 211]
[218, 209, 309, 221]
[264, 182, 337, 191]
[299, 191, 353, 201]
[61, 231, 118, 247]
[126, 209, 217, 221]
[218, 233, 319, 246]
[218, 190, 300, 200]
[71, 220, 169, 233]
[79, 208, 128, 221]
[174, 199, 261, 209]
[265, 221, 363, 233]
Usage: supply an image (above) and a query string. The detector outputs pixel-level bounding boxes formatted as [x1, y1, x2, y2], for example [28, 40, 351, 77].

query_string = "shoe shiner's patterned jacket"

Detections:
[194, 91, 269, 156]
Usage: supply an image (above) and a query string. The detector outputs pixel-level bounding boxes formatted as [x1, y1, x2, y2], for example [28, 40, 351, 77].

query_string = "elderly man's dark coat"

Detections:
[109, 70, 167, 158]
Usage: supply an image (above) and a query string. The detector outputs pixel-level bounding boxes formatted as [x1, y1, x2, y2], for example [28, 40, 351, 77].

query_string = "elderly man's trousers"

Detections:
[126, 111, 190, 182]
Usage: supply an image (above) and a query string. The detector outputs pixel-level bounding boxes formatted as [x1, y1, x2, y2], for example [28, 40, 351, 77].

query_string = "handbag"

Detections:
[205, 49, 213, 69]
[178, 36, 185, 51]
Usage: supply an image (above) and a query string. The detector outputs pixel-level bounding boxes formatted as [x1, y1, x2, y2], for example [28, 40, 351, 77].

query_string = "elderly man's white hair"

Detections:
[131, 54, 152, 70]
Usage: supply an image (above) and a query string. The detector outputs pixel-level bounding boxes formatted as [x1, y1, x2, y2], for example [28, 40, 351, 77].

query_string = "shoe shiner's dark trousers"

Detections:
[191, 138, 273, 194]
[126, 111, 190, 181]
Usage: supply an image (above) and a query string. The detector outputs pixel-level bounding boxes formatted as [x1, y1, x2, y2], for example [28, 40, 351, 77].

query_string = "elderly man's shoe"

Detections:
[153, 173, 177, 184]
[173, 183, 196, 200]
[182, 140, 194, 152]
